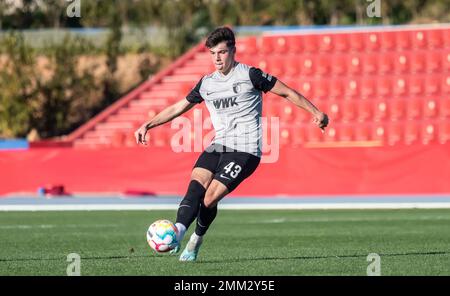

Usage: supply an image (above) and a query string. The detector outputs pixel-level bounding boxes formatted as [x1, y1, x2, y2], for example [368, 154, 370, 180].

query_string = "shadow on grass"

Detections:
[1, 251, 449, 263]
[198, 251, 450, 264]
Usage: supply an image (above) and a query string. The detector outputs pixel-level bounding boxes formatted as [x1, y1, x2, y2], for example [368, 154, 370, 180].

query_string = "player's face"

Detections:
[209, 41, 235, 75]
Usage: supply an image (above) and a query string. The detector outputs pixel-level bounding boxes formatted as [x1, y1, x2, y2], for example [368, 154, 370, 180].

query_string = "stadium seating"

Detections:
[69, 26, 450, 149]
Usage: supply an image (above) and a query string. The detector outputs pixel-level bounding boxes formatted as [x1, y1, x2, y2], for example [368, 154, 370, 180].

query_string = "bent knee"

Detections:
[191, 168, 213, 189]
[203, 194, 217, 208]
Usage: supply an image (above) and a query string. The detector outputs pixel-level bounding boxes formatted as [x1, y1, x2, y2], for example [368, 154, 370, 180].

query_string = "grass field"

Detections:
[0, 209, 449, 276]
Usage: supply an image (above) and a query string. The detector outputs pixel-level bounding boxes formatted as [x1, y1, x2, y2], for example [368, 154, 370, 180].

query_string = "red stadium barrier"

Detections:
[0, 143, 449, 196]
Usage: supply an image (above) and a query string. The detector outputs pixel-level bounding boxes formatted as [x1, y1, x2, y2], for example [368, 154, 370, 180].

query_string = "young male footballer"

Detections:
[135, 27, 329, 261]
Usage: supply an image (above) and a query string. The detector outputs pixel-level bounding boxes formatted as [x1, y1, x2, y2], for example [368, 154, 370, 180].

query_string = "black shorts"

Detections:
[194, 144, 261, 193]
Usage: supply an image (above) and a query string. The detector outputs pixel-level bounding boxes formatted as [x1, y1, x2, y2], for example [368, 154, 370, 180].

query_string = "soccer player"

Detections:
[135, 27, 328, 261]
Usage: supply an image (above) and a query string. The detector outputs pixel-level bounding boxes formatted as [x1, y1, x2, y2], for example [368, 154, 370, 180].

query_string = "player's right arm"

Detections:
[134, 98, 195, 145]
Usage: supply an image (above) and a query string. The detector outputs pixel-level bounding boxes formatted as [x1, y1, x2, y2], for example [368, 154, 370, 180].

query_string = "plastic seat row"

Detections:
[265, 75, 450, 101]
[275, 120, 450, 146]
[264, 98, 450, 123]
[238, 50, 450, 77]
[237, 29, 449, 55]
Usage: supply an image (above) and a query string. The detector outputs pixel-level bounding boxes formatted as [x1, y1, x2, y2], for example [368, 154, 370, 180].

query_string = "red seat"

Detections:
[388, 99, 405, 121]
[404, 121, 420, 145]
[341, 100, 357, 122]
[329, 79, 345, 99]
[314, 80, 330, 100]
[274, 36, 289, 54]
[378, 77, 392, 98]
[111, 131, 126, 147]
[426, 50, 443, 73]
[257, 59, 269, 73]
[371, 124, 386, 143]
[330, 54, 347, 76]
[387, 122, 403, 145]
[379, 53, 394, 74]
[303, 35, 319, 53]
[279, 103, 296, 123]
[316, 56, 331, 76]
[425, 74, 441, 96]
[334, 34, 349, 52]
[362, 53, 378, 75]
[409, 76, 425, 96]
[237, 36, 258, 55]
[266, 57, 284, 78]
[393, 77, 408, 97]
[380, 31, 396, 51]
[406, 98, 422, 119]
[365, 32, 381, 51]
[354, 124, 371, 141]
[307, 125, 324, 142]
[396, 31, 412, 50]
[439, 121, 450, 144]
[338, 124, 354, 142]
[261, 36, 275, 54]
[423, 98, 438, 118]
[412, 30, 427, 49]
[264, 100, 280, 118]
[421, 121, 437, 144]
[291, 125, 307, 146]
[348, 54, 363, 75]
[394, 52, 410, 74]
[299, 55, 315, 75]
[279, 127, 291, 147]
[361, 79, 377, 99]
[327, 101, 341, 122]
[323, 126, 337, 142]
[427, 30, 444, 49]
[440, 98, 450, 118]
[349, 33, 364, 51]
[286, 35, 303, 53]
[444, 75, 450, 95]
[410, 52, 426, 73]
[344, 78, 360, 98]
[373, 100, 388, 121]
[295, 107, 311, 123]
[285, 56, 301, 77]
[318, 34, 334, 52]
[300, 79, 314, 98]
[445, 52, 450, 71]
[357, 99, 372, 122]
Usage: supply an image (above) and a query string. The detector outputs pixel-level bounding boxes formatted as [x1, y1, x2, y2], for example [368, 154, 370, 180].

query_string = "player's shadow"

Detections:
[198, 250, 450, 264]
[0, 254, 164, 262]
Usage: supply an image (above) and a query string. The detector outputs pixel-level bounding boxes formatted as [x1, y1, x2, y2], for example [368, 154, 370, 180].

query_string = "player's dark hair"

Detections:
[205, 26, 236, 49]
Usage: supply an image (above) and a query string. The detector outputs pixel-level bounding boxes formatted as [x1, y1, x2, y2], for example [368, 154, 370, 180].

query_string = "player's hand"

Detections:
[134, 124, 149, 145]
[313, 112, 329, 132]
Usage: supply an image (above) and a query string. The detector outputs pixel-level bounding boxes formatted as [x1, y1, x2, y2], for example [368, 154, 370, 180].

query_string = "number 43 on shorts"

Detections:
[223, 162, 242, 179]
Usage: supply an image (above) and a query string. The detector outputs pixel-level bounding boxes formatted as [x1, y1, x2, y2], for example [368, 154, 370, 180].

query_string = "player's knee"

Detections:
[191, 170, 213, 189]
[203, 193, 217, 208]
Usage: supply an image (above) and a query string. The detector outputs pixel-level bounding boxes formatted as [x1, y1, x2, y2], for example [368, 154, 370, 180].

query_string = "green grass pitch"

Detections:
[0, 209, 449, 275]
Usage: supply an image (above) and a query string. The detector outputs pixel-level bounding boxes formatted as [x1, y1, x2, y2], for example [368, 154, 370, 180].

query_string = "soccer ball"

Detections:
[146, 219, 178, 253]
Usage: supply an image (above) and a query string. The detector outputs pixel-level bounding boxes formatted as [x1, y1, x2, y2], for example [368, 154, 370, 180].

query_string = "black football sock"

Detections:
[195, 200, 218, 236]
[176, 180, 206, 229]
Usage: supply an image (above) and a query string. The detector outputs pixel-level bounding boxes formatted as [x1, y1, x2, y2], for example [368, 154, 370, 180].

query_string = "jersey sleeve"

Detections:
[186, 77, 204, 104]
[249, 67, 277, 93]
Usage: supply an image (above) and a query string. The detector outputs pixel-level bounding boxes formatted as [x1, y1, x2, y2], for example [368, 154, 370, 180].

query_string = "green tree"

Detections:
[0, 33, 36, 137]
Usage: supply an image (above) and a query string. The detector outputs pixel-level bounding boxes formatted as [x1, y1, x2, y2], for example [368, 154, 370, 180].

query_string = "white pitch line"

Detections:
[1, 202, 450, 211]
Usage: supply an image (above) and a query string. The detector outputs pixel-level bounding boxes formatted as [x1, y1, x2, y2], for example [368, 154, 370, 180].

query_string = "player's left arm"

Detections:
[270, 80, 329, 131]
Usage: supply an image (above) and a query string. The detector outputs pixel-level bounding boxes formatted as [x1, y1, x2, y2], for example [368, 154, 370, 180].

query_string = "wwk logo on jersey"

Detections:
[212, 97, 239, 109]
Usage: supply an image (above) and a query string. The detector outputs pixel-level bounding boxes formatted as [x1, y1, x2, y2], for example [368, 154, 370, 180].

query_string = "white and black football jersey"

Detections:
[186, 62, 277, 157]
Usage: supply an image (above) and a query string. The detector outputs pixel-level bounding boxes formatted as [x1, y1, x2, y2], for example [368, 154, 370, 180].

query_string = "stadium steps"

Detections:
[66, 25, 450, 148]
